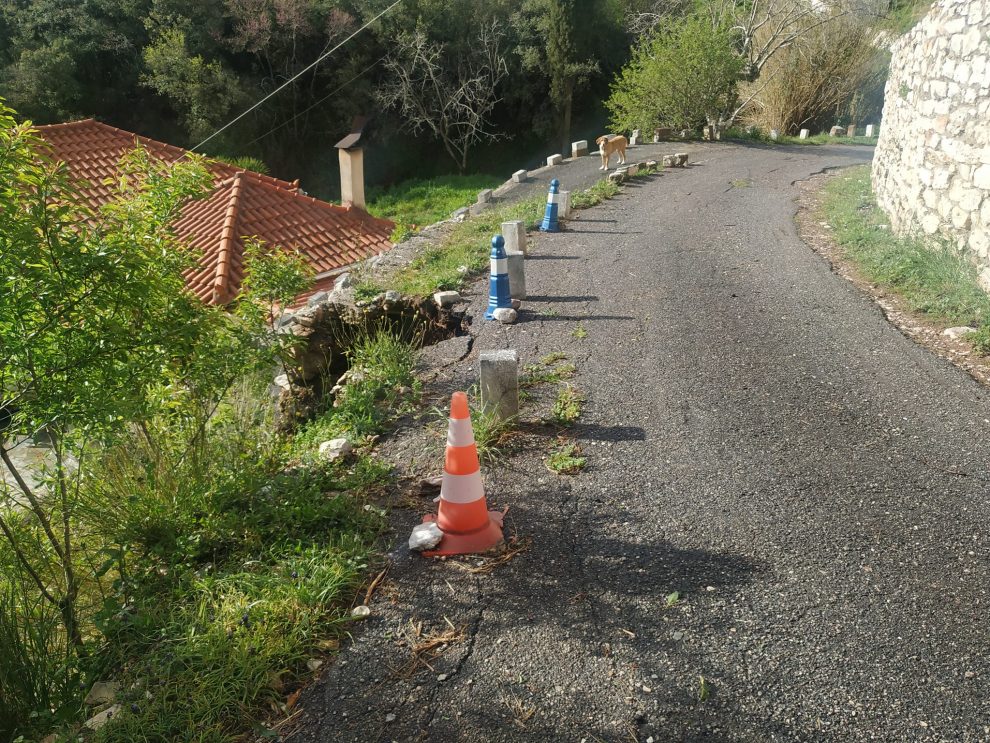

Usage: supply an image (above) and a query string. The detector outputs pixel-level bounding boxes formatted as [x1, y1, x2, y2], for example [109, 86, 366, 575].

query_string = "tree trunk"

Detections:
[559, 78, 574, 157]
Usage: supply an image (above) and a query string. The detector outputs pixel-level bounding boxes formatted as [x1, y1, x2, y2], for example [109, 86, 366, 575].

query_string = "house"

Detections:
[35, 119, 393, 304]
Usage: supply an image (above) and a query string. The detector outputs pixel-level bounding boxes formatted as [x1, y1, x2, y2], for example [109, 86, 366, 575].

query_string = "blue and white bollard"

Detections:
[485, 235, 513, 320]
[539, 178, 561, 233]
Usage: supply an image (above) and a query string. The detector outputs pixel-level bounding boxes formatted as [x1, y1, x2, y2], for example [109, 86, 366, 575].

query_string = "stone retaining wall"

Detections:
[872, 0, 990, 288]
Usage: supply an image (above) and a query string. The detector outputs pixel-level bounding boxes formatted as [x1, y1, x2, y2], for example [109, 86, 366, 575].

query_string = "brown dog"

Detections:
[596, 135, 628, 170]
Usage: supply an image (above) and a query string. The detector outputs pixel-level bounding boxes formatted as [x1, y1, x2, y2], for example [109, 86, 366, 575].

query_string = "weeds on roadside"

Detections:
[521, 358, 576, 387]
[546, 442, 586, 474]
[572, 323, 588, 339]
[822, 165, 990, 348]
[572, 179, 620, 209]
[551, 385, 583, 425]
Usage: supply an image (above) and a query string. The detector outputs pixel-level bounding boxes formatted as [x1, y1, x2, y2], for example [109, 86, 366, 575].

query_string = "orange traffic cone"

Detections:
[421, 391, 505, 556]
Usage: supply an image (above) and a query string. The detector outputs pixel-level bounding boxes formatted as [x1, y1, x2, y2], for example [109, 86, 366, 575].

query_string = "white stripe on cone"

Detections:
[439, 470, 485, 504]
[447, 418, 475, 447]
[547, 193, 560, 204]
[491, 258, 507, 274]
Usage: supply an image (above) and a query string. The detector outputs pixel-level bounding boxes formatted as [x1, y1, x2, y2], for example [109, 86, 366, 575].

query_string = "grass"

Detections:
[821, 164, 990, 353]
[521, 354, 576, 387]
[572, 178, 620, 209]
[571, 323, 588, 339]
[367, 175, 502, 238]
[359, 174, 626, 301]
[546, 442, 586, 474]
[3, 332, 420, 743]
[725, 126, 879, 147]
[550, 384, 583, 425]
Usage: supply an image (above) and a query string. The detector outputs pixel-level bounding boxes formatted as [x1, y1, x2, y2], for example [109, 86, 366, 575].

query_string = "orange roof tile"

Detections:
[35, 119, 393, 304]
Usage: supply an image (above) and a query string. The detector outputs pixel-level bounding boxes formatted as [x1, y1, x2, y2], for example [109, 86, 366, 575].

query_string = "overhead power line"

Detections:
[191, 0, 403, 152]
[244, 56, 386, 149]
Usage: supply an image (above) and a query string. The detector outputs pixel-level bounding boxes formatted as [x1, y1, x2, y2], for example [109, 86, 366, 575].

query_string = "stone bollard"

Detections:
[480, 350, 519, 422]
[607, 171, 624, 184]
[770, 129, 780, 141]
[630, 129, 641, 145]
[502, 220, 528, 256]
[571, 140, 588, 158]
[661, 154, 676, 167]
[477, 189, 493, 203]
[865, 124, 875, 137]
[558, 190, 571, 219]
[547, 153, 563, 167]
[799, 129, 810, 139]
[674, 153, 689, 167]
[626, 163, 639, 176]
[506, 251, 526, 300]
[512, 169, 528, 183]
[829, 125, 844, 137]
[846, 124, 857, 137]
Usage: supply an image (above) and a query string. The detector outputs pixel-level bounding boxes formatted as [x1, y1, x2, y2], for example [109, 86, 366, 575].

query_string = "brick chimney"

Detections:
[335, 116, 369, 210]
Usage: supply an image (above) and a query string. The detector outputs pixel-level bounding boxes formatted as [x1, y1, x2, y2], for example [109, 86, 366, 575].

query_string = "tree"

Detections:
[606, 14, 744, 132]
[546, 0, 600, 155]
[0, 101, 306, 657]
[376, 24, 508, 172]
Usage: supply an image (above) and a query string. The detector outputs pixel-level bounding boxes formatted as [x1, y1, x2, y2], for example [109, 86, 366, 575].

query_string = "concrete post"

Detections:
[865, 124, 875, 137]
[847, 124, 857, 137]
[502, 220, 528, 256]
[506, 251, 526, 300]
[799, 129, 810, 139]
[512, 169, 528, 183]
[770, 129, 780, 141]
[547, 153, 563, 167]
[558, 190, 571, 219]
[571, 140, 588, 158]
[480, 350, 519, 422]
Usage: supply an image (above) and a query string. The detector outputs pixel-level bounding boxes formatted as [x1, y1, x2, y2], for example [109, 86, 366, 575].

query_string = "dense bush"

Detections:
[606, 14, 743, 133]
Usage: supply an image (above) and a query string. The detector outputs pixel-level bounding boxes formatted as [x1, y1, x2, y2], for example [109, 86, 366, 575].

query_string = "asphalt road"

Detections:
[289, 142, 990, 743]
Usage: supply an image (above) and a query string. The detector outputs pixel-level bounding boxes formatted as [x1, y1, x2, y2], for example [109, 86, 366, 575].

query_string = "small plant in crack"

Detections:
[551, 384, 583, 425]
[547, 442, 586, 474]
[665, 591, 680, 607]
[521, 356, 576, 387]
[698, 675, 711, 702]
[572, 323, 588, 339]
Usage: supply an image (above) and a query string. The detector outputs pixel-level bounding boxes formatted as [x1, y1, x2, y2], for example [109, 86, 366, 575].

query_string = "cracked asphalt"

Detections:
[288, 142, 990, 742]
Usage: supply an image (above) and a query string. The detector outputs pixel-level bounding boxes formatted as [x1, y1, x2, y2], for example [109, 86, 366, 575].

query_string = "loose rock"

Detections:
[351, 605, 371, 619]
[942, 326, 976, 340]
[84, 705, 121, 731]
[433, 290, 462, 308]
[409, 522, 444, 551]
[318, 438, 352, 461]
[85, 681, 119, 707]
[492, 307, 518, 324]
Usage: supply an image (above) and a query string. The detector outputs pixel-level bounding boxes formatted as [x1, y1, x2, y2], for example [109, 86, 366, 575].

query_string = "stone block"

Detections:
[799, 129, 810, 139]
[477, 189, 493, 203]
[661, 154, 677, 167]
[654, 127, 673, 142]
[571, 140, 589, 158]
[865, 124, 875, 137]
[546, 153, 563, 167]
[630, 129, 641, 145]
[433, 290, 462, 307]
[770, 129, 780, 141]
[479, 349, 519, 421]
[502, 220, 528, 255]
[506, 251, 526, 300]
[558, 190, 571, 219]
[626, 163, 639, 176]
[847, 124, 857, 137]
[512, 169, 528, 183]
[675, 153, 689, 166]
[829, 125, 845, 136]
[607, 171, 624, 184]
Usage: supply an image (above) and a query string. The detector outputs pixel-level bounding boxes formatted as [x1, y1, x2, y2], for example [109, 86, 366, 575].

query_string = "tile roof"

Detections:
[35, 119, 393, 304]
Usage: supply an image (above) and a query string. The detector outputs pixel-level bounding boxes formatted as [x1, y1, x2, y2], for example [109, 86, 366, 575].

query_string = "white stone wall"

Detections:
[872, 0, 990, 289]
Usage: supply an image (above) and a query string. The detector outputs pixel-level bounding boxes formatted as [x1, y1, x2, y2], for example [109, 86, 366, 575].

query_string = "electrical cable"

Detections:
[190, 0, 403, 152]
